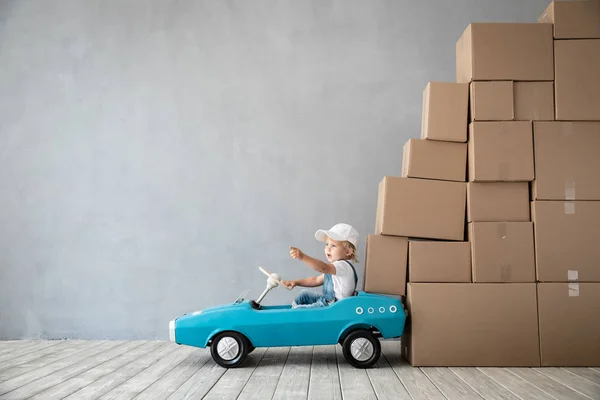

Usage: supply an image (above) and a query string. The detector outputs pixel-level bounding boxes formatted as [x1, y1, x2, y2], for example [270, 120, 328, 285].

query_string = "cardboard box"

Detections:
[532, 122, 600, 200]
[467, 182, 530, 222]
[514, 82, 555, 121]
[375, 177, 466, 241]
[470, 81, 514, 121]
[555, 39, 600, 121]
[532, 201, 600, 282]
[402, 139, 467, 182]
[408, 241, 471, 283]
[538, 283, 600, 367]
[364, 235, 408, 296]
[539, 1, 600, 39]
[469, 222, 535, 283]
[421, 82, 469, 142]
[456, 23, 554, 83]
[469, 82, 554, 121]
[468, 122, 534, 182]
[403, 283, 540, 366]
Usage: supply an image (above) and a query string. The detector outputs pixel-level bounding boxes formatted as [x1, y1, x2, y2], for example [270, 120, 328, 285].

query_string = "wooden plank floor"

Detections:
[0, 340, 598, 400]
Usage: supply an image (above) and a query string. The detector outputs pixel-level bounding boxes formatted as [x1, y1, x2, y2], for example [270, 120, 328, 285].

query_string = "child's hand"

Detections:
[282, 280, 296, 289]
[289, 246, 304, 260]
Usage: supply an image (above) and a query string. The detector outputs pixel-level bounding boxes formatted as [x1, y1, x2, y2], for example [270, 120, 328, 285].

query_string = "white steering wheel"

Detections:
[259, 266, 293, 290]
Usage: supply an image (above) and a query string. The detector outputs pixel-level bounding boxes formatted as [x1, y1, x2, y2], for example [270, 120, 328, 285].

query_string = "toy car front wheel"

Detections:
[341, 329, 381, 369]
[210, 331, 251, 368]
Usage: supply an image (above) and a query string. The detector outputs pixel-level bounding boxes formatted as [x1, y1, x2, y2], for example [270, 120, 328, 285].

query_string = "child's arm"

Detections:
[283, 274, 324, 289]
[289, 247, 335, 275]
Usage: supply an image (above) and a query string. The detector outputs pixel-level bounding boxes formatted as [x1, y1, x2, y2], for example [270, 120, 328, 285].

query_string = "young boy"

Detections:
[283, 223, 359, 308]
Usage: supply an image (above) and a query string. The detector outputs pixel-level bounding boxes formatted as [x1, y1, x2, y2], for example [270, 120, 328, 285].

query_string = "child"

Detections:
[283, 223, 359, 308]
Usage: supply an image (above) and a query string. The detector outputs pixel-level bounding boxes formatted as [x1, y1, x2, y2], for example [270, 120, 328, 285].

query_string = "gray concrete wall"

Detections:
[0, 0, 550, 340]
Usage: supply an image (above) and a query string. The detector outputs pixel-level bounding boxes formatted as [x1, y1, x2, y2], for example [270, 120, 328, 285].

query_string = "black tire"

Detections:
[341, 329, 381, 369]
[210, 331, 250, 368]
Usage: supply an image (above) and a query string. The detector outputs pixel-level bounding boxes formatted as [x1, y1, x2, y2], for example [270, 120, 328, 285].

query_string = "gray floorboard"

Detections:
[0, 340, 595, 400]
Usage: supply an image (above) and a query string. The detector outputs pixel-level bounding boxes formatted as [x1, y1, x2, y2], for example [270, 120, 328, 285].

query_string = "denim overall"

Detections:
[293, 261, 358, 308]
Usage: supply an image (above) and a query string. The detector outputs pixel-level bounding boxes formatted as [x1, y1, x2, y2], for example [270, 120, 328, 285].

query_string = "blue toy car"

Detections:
[169, 267, 406, 368]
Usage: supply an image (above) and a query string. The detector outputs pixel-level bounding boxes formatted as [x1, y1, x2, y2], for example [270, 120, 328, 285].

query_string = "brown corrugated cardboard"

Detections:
[469, 81, 513, 121]
[468, 222, 535, 283]
[468, 122, 534, 182]
[375, 177, 466, 241]
[514, 82, 555, 121]
[408, 241, 471, 283]
[532, 201, 600, 282]
[469, 82, 554, 121]
[403, 283, 540, 366]
[539, 1, 600, 39]
[456, 23, 554, 83]
[364, 235, 408, 296]
[554, 39, 600, 121]
[532, 122, 600, 200]
[421, 82, 469, 142]
[538, 283, 600, 367]
[467, 182, 530, 222]
[401, 139, 467, 182]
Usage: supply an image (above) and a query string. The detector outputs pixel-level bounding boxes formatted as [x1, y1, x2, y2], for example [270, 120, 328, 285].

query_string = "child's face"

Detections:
[324, 237, 351, 262]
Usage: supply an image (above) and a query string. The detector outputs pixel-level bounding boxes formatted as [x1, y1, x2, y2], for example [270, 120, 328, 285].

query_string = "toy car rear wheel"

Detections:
[210, 331, 250, 368]
[342, 329, 381, 369]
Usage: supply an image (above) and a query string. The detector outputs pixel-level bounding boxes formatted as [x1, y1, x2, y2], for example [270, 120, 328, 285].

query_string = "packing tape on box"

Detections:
[496, 222, 507, 239]
[497, 224, 511, 281]
[532, 85, 540, 121]
[563, 122, 574, 136]
[498, 161, 509, 181]
[565, 181, 576, 200]
[568, 283, 580, 297]
[564, 201, 576, 215]
[501, 264, 511, 282]
[568, 270, 579, 281]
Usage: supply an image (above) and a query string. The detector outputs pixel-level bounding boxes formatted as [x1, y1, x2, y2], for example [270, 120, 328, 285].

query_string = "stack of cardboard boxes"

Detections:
[363, 0, 600, 367]
[534, 0, 600, 367]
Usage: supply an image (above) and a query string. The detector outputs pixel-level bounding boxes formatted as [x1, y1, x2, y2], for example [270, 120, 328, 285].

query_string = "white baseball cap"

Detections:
[315, 223, 359, 247]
